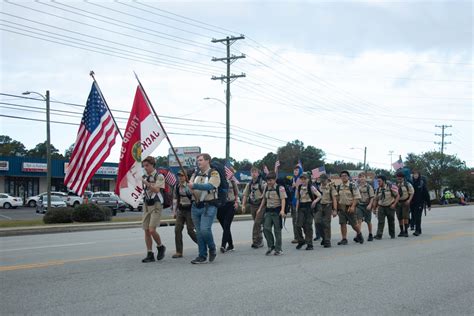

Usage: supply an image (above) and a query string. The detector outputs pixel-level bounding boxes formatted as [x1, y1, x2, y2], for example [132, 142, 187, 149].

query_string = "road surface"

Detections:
[1, 205, 473, 315]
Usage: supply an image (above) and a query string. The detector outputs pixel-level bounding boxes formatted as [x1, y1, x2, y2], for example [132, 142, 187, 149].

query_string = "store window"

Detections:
[52, 178, 68, 192]
[5, 177, 39, 201]
[87, 179, 112, 192]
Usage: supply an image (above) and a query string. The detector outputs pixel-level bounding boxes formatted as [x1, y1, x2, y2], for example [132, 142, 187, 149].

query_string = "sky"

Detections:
[1, 0, 473, 169]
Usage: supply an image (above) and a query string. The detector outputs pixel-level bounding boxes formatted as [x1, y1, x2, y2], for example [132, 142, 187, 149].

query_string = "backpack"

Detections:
[156, 169, 173, 208]
[397, 180, 410, 197]
[275, 179, 292, 214]
[337, 182, 354, 196]
[209, 161, 229, 208]
[298, 183, 316, 202]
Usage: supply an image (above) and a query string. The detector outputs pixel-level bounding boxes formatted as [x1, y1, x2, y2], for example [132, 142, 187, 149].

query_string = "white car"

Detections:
[66, 191, 93, 207]
[26, 192, 68, 207]
[0, 193, 23, 209]
[36, 196, 67, 214]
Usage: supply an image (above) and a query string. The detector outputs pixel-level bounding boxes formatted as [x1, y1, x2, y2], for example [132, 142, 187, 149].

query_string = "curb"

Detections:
[0, 214, 254, 237]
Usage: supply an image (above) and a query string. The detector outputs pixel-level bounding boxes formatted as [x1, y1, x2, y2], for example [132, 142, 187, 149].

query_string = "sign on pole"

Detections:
[168, 146, 201, 167]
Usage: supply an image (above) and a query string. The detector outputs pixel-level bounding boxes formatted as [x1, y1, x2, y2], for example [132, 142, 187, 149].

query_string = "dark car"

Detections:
[90, 192, 128, 216]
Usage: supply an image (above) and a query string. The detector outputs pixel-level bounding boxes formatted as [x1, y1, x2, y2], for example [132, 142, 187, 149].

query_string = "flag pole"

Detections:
[89, 71, 123, 140]
[133, 72, 188, 181]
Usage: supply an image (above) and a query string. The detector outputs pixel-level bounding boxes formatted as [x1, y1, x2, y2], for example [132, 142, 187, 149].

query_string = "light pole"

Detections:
[350, 147, 367, 173]
[203, 97, 229, 161]
[23, 90, 51, 210]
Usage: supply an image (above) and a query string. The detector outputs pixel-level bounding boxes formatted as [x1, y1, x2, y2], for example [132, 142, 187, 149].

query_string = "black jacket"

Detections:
[411, 176, 431, 208]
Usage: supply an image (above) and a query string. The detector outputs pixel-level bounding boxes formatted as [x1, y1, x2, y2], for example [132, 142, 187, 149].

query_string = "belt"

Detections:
[193, 201, 217, 209]
[299, 202, 312, 207]
[265, 207, 281, 213]
[399, 199, 408, 202]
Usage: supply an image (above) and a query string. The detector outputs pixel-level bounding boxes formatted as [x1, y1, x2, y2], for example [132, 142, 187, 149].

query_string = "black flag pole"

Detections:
[89, 71, 123, 140]
[133, 71, 188, 181]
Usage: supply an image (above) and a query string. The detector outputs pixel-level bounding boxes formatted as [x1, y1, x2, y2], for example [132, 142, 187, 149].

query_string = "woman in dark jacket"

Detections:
[410, 170, 431, 236]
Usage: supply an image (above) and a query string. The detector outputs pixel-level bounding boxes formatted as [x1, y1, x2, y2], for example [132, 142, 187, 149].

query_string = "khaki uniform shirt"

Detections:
[375, 184, 397, 207]
[143, 171, 165, 201]
[398, 181, 415, 201]
[192, 168, 221, 202]
[337, 182, 361, 206]
[244, 179, 266, 204]
[227, 180, 238, 202]
[175, 183, 192, 207]
[264, 184, 287, 209]
[320, 182, 338, 205]
[359, 184, 375, 204]
[297, 184, 322, 203]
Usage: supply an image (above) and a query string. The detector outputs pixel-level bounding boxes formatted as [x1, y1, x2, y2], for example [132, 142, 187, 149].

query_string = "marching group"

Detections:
[139, 153, 432, 264]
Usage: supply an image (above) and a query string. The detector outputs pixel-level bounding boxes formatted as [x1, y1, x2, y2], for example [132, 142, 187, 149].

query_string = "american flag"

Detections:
[65, 82, 119, 195]
[224, 162, 234, 180]
[164, 170, 177, 186]
[263, 164, 269, 175]
[392, 158, 404, 171]
[312, 166, 326, 179]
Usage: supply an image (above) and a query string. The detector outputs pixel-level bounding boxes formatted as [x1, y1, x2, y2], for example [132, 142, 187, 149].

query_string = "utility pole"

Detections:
[211, 35, 246, 163]
[363, 146, 367, 173]
[435, 125, 452, 155]
[46, 90, 51, 210]
[388, 150, 394, 171]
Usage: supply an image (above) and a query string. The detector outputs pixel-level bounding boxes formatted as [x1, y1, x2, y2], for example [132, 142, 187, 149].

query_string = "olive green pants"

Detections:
[296, 204, 313, 245]
[314, 203, 332, 242]
[263, 211, 282, 252]
[377, 205, 396, 237]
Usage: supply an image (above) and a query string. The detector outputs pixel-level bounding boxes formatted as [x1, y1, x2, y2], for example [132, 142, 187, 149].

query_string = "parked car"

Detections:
[90, 192, 128, 215]
[0, 193, 23, 209]
[66, 191, 93, 207]
[26, 192, 68, 207]
[36, 196, 67, 214]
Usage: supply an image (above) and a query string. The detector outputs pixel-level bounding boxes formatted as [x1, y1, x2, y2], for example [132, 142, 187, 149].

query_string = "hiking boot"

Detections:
[265, 247, 275, 256]
[171, 253, 183, 259]
[403, 231, 409, 237]
[142, 252, 155, 263]
[337, 239, 348, 245]
[296, 242, 305, 250]
[398, 232, 404, 237]
[357, 233, 364, 244]
[291, 239, 299, 244]
[413, 231, 420, 236]
[374, 235, 382, 240]
[191, 256, 207, 264]
[353, 237, 359, 242]
[313, 236, 321, 241]
[320, 239, 325, 246]
[220, 247, 227, 254]
[256, 243, 264, 248]
[156, 245, 166, 261]
[324, 242, 332, 248]
[251, 244, 258, 249]
[305, 245, 314, 250]
[226, 246, 234, 252]
[274, 250, 284, 256]
[390, 235, 396, 239]
[368, 234, 374, 242]
[209, 251, 217, 263]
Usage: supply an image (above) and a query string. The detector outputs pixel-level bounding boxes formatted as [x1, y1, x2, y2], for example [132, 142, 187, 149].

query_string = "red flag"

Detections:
[115, 85, 166, 208]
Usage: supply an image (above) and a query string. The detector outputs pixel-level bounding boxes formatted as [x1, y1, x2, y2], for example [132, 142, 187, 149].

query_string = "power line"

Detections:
[435, 125, 452, 155]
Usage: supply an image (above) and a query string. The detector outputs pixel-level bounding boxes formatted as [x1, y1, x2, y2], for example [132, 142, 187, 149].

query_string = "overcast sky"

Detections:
[1, 0, 472, 169]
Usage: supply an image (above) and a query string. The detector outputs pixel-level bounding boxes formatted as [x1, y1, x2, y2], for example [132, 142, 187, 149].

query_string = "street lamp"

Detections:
[350, 146, 367, 173]
[23, 90, 51, 210]
[203, 97, 229, 162]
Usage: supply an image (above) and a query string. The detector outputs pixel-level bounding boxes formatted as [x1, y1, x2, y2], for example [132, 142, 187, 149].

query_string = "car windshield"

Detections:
[43, 196, 63, 202]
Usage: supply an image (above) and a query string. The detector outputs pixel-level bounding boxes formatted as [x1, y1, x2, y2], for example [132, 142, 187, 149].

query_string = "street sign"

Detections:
[168, 146, 201, 167]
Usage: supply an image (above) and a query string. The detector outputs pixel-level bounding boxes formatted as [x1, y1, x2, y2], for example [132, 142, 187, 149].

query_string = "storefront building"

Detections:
[0, 156, 118, 200]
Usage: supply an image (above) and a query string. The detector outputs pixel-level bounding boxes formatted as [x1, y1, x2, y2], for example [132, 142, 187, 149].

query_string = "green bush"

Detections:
[43, 207, 74, 224]
[71, 204, 112, 222]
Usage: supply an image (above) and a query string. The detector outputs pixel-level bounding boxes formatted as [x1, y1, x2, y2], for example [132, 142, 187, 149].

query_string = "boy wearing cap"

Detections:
[295, 173, 321, 250]
[315, 174, 338, 248]
[336, 170, 364, 245]
[395, 172, 414, 237]
[172, 169, 197, 258]
[257, 172, 287, 256]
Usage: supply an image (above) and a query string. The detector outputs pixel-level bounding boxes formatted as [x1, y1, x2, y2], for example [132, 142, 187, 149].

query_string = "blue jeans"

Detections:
[191, 204, 217, 258]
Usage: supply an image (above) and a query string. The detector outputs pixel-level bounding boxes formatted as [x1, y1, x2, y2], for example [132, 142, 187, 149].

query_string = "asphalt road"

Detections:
[1, 205, 473, 315]
[0, 206, 153, 221]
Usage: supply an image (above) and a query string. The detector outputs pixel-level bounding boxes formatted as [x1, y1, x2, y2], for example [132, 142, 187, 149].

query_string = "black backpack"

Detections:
[298, 183, 317, 202]
[209, 161, 229, 208]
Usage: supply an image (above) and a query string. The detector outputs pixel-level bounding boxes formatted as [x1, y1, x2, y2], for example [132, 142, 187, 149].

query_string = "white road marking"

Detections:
[0, 214, 13, 220]
[0, 242, 97, 252]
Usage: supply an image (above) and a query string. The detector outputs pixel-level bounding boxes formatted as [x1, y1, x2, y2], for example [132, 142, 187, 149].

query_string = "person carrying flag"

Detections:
[290, 162, 304, 244]
[217, 166, 239, 253]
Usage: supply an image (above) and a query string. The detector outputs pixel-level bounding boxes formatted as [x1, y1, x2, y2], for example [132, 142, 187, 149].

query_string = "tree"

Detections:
[155, 156, 168, 168]
[254, 152, 278, 170]
[27, 141, 64, 159]
[65, 143, 75, 159]
[300, 145, 325, 171]
[233, 159, 253, 171]
[0, 135, 27, 156]
[404, 151, 468, 198]
[276, 140, 305, 172]
[325, 160, 360, 175]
